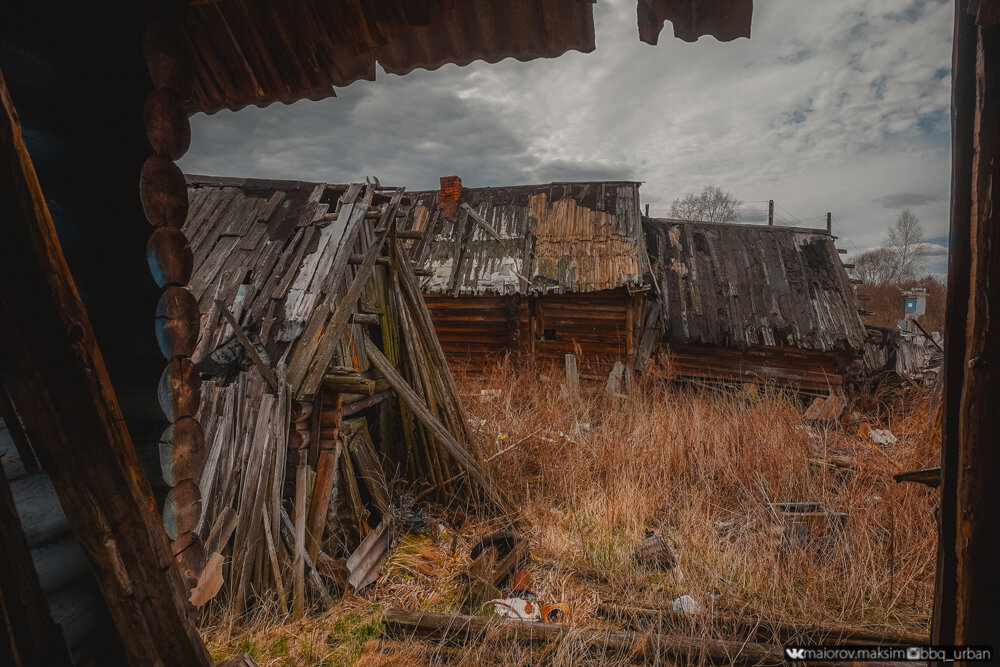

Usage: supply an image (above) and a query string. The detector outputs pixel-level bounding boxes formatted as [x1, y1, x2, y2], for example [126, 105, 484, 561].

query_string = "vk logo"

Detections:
[785, 648, 806, 660]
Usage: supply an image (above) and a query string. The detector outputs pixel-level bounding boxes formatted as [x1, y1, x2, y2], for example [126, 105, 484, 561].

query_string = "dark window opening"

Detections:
[540, 328, 556, 341]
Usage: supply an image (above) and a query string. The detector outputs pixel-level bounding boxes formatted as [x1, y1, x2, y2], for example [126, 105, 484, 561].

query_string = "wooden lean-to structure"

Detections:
[175, 175, 493, 614]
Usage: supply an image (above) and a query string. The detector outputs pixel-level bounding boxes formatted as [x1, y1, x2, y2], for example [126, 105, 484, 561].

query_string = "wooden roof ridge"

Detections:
[646, 216, 833, 237]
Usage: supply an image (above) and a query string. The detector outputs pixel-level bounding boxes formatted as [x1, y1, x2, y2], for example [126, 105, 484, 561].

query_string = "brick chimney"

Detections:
[439, 175, 461, 218]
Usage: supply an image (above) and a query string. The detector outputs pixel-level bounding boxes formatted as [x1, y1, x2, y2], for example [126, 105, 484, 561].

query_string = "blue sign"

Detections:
[905, 298, 917, 313]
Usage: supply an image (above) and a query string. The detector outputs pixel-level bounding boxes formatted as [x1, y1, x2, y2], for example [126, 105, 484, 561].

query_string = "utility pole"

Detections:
[826, 211, 832, 233]
[644, 203, 649, 217]
[768, 200, 774, 226]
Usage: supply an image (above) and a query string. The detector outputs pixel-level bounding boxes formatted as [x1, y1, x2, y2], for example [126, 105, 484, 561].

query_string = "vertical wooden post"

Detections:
[826, 211, 832, 233]
[768, 200, 774, 226]
[954, 10, 1000, 647]
[935, 0, 976, 646]
[528, 296, 537, 374]
[644, 203, 650, 217]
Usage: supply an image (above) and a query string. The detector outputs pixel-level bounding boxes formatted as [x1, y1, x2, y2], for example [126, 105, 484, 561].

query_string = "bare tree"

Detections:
[883, 208, 926, 281]
[670, 185, 743, 223]
[850, 208, 928, 285]
[849, 247, 898, 285]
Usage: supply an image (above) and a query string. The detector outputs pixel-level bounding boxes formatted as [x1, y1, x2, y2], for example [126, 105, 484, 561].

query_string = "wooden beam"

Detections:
[323, 373, 376, 396]
[460, 202, 503, 241]
[364, 339, 498, 503]
[382, 609, 782, 665]
[955, 15, 1000, 646]
[215, 299, 278, 391]
[341, 390, 393, 417]
[0, 68, 209, 665]
[936, 0, 976, 647]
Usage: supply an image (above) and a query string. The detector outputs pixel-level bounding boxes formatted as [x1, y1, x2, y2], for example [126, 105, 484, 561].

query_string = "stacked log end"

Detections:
[142, 3, 203, 592]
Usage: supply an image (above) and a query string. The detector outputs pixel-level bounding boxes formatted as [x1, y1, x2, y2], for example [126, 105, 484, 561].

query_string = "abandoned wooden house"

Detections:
[172, 175, 493, 612]
[644, 217, 868, 393]
[2, 0, 999, 662]
[397, 180, 654, 375]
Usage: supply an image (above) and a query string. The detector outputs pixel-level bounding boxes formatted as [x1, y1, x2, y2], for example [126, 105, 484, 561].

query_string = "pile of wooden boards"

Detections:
[164, 180, 499, 615]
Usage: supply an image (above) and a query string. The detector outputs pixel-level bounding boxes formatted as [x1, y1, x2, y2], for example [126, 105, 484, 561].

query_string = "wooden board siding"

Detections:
[424, 290, 641, 376]
[662, 344, 856, 395]
[424, 295, 519, 370]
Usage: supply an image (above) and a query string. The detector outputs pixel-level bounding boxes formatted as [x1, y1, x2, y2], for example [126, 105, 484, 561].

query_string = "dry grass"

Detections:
[206, 356, 939, 665]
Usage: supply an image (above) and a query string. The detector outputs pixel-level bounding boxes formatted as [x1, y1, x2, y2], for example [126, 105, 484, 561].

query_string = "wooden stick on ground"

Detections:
[382, 609, 783, 666]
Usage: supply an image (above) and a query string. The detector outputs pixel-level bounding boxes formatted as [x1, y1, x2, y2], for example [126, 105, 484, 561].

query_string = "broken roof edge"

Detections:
[637, 0, 753, 45]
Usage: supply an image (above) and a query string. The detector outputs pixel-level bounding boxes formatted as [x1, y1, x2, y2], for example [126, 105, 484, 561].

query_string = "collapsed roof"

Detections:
[644, 217, 867, 355]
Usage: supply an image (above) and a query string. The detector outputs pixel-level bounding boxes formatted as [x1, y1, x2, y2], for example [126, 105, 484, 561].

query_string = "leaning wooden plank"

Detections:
[306, 430, 342, 561]
[347, 521, 390, 591]
[215, 299, 278, 391]
[364, 339, 502, 507]
[393, 239, 477, 452]
[296, 189, 406, 398]
[278, 509, 334, 608]
[460, 202, 503, 241]
[0, 70, 210, 665]
[293, 455, 308, 619]
[382, 610, 782, 666]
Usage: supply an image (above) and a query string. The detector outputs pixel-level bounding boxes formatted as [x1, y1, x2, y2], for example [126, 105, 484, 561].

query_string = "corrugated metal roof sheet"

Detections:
[399, 181, 649, 296]
[637, 0, 753, 44]
[183, 0, 597, 114]
[645, 217, 866, 354]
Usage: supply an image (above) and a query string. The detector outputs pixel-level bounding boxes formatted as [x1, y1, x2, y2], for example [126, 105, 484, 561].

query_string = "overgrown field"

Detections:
[205, 358, 939, 665]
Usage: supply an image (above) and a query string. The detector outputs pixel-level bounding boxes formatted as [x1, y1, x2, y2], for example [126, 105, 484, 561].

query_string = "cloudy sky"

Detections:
[180, 0, 954, 274]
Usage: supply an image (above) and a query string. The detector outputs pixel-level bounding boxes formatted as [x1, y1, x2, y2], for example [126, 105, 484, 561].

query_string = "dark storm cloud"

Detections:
[180, 0, 954, 257]
[873, 192, 945, 208]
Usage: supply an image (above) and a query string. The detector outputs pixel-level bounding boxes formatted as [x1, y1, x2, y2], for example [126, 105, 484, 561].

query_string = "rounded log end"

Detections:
[158, 356, 202, 422]
[155, 286, 200, 359]
[163, 478, 202, 540]
[158, 416, 206, 487]
[141, 154, 189, 227]
[147, 225, 194, 288]
[143, 20, 195, 99]
[144, 89, 191, 160]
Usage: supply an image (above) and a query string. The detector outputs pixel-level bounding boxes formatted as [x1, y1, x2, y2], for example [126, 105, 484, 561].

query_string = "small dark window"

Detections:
[540, 328, 557, 341]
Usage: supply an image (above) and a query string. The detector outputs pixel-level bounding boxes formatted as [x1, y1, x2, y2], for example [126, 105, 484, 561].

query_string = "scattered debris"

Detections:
[672, 594, 701, 615]
[769, 502, 847, 544]
[479, 389, 502, 402]
[803, 392, 848, 422]
[188, 552, 225, 608]
[859, 423, 897, 446]
[347, 520, 390, 592]
[635, 530, 677, 570]
[489, 596, 542, 621]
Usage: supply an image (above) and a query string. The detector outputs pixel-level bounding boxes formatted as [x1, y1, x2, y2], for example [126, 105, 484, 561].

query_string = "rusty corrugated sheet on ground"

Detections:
[645, 217, 867, 356]
[183, 0, 597, 114]
[399, 181, 649, 296]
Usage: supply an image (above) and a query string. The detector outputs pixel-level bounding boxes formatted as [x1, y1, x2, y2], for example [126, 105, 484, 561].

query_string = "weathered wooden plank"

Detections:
[382, 609, 782, 665]
[364, 339, 498, 503]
